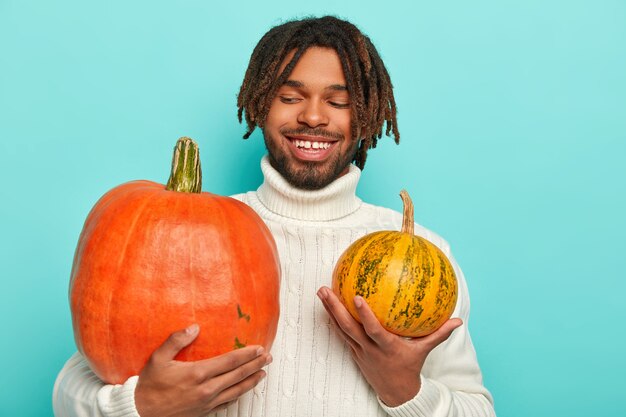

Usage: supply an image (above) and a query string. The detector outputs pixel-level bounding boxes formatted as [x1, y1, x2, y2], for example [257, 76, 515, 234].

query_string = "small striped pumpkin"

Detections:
[332, 190, 457, 337]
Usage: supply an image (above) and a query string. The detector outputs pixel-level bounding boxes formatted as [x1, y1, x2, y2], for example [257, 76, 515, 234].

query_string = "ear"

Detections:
[355, 125, 368, 143]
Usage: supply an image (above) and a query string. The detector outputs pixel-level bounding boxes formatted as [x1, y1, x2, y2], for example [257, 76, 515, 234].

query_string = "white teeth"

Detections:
[293, 140, 332, 150]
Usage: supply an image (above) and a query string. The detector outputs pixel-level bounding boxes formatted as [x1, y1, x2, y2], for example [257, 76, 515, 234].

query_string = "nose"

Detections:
[297, 99, 329, 127]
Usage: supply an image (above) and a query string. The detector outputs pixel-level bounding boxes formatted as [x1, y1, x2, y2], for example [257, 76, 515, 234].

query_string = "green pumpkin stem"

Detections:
[165, 137, 202, 193]
[400, 190, 414, 235]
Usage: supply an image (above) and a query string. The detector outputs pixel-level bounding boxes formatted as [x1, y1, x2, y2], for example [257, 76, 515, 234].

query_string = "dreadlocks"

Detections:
[237, 15, 399, 170]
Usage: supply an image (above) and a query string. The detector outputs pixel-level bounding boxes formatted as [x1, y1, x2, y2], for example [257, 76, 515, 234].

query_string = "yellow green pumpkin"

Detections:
[332, 190, 458, 337]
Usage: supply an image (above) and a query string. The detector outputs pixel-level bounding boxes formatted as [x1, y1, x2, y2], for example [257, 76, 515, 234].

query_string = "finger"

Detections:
[207, 350, 271, 391]
[196, 345, 268, 379]
[317, 287, 369, 347]
[418, 318, 463, 351]
[319, 294, 361, 352]
[353, 296, 395, 348]
[150, 323, 200, 363]
[207, 370, 267, 411]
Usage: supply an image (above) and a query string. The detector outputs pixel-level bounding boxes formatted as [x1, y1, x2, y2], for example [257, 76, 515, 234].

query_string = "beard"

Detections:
[263, 128, 358, 190]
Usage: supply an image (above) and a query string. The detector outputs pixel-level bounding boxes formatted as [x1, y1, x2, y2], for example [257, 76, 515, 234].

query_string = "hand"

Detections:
[135, 324, 272, 417]
[317, 286, 462, 407]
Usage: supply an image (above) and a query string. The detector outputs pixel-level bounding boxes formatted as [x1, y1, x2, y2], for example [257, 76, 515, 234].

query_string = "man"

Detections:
[53, 16, 495, 417]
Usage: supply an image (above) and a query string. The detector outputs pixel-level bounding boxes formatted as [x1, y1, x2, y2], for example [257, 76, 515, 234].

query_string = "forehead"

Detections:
[278, 46, 347, 86]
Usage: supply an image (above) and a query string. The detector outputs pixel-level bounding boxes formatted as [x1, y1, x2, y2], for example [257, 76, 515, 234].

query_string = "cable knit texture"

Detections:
[53, 156, 495, 417]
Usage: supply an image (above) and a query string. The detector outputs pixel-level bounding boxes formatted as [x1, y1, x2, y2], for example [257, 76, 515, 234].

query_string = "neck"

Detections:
[256, 155, 362, 221]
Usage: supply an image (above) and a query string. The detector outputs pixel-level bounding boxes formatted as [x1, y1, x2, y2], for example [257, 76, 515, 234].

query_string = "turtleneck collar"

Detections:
[256, 155, 362, 222]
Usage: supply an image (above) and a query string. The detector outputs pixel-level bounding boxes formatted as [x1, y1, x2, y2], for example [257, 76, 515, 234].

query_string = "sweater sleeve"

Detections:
[52, 352, 140, 417]
[377, 249, 496, 417]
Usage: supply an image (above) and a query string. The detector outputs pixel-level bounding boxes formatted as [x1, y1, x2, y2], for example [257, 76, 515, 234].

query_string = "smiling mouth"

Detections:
[284, 135, 338, 161]
[290, 138, 333, 150]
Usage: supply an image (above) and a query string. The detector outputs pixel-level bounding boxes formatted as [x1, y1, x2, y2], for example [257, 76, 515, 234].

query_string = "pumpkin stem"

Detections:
[166, 137, 202, 193]
[400, 189, 414, 235]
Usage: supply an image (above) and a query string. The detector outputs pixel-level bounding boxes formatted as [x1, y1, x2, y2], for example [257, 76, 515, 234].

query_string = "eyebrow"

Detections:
[283, 79, 348, 91]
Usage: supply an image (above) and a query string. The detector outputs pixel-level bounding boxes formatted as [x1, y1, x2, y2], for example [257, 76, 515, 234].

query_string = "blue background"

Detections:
[1, 1, 625, 416]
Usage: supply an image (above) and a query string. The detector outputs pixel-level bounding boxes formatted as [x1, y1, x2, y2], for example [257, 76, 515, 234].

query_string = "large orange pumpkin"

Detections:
[70, 137, 280, 384]
[332, 190, 457, 337]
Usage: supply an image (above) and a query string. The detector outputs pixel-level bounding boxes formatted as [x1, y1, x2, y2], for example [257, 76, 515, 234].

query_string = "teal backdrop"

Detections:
[1, 1, 625, 416]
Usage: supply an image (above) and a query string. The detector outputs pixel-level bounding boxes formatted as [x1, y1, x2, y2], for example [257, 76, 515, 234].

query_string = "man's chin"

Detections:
[283, 170, 334, 190]
[268, 151, 351, 190]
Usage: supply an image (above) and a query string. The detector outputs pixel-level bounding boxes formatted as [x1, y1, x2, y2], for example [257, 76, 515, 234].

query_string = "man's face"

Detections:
[262, 47, 358, 190]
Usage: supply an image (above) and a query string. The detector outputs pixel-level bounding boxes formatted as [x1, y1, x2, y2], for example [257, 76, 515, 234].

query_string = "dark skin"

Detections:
[261, 47, 356, 190]
[135, 324, 272, 417]
[317, 290, 462, 406]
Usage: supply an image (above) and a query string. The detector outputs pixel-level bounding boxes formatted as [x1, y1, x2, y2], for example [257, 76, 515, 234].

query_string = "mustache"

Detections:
[280, 127, 344, 141]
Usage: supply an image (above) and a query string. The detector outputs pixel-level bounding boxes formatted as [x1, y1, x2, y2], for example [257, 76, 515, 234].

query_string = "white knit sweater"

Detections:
[53, 156, 495, 417]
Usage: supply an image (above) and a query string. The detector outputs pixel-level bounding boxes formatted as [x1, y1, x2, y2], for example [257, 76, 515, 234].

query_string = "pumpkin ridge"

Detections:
[108, 187, 163, 378]
[333, 233, 360, 300]
[70, 182, 159, 293]
[244, 203, 261, 343]
[355, 232, 393, 299]
[435, 249, 457, 320]
[344, 232, 376, 308]
[413, 237, 437, 333]
[73, 185, 160, 380]
[220, 198, 250, 346]
[180, 194, 226, 360]
[388, 235, 419, 332]
[188, 196, 198, 357]
[368, 232, 403, 320]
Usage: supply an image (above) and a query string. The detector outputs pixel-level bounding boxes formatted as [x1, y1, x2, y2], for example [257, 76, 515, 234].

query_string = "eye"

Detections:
[329, 101, 350, 109]
[327, 93, 350, 109]
[279, 96, 302, 104]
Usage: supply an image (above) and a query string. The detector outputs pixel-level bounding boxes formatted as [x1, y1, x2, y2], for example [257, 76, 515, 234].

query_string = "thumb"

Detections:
[151, 323, 200, 363]
[420, 318, 463, 352]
